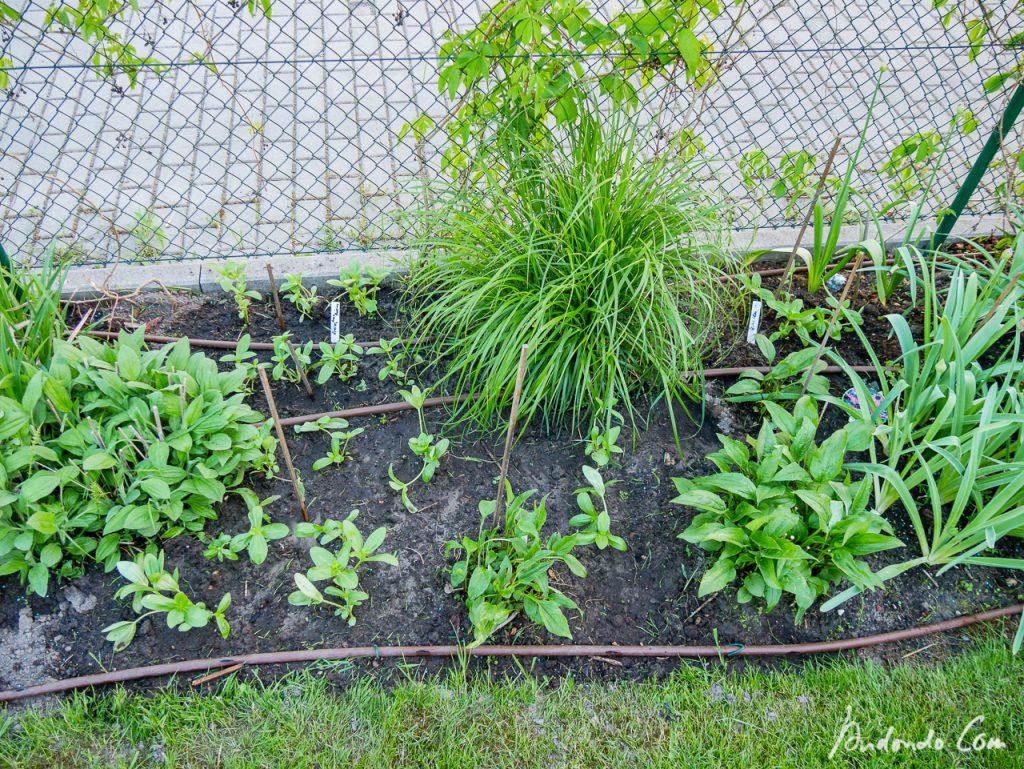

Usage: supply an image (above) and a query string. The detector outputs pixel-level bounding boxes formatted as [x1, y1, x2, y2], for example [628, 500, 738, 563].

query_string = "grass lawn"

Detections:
[1, 632, 1023, 768]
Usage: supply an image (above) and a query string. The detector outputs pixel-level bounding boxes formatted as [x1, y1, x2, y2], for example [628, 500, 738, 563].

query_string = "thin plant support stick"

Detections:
[494, 344, 529, 532]
[257, 364, 309, 521]
[266, 263, 287, 332]
[66, 308, 93, 343]
[779, 137, 843, 295]
[799, 250, 865, 397]
[980, 272, 1021, 327]
[287, 338, 316, 400]
[266, 263, 314, 399]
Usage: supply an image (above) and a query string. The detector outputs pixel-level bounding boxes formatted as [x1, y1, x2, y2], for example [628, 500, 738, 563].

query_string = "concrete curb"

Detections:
[58, 214, 1007, 299]
[61, 249, 411, 299]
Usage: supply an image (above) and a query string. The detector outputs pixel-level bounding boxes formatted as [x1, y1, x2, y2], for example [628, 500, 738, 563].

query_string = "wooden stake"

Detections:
[287, 338, 316, 401]
[66, 308, 93, 343]
[778, 137, 843, 295]
[266, 263, 287, 332]
[493, 344, 529, 532]
[257, 365, 308, 521]
[980, 272, 1021, 327]
[800, 249, 865, 396]
[191, 663, 245, 687]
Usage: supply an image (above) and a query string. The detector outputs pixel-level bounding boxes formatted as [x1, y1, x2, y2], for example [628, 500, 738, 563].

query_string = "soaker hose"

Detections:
[1, 603, 1019, 703]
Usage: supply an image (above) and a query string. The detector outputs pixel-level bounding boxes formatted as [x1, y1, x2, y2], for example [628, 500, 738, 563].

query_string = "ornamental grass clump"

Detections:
[403, 109, 738, 433]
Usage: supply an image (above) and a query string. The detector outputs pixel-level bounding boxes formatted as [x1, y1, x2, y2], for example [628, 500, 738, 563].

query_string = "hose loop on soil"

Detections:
[1, 603, 1019, 703]
[273, 365, 879, 428]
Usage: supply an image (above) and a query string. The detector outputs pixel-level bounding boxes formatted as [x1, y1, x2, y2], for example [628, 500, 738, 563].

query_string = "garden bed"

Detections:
[2, 274, 1022, 693]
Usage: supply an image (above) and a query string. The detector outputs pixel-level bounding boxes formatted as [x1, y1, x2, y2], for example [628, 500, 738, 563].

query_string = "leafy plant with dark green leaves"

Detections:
[447, 486, 587, 645]
[102, 548, 232, 651]
[314, 335, 364, 384]
[674, 396, 900, 622]
[404, 108, 736, 434]
[289, 511, 398, 625]
[0, 328, 277, 597]
[725, 341, 830, 409]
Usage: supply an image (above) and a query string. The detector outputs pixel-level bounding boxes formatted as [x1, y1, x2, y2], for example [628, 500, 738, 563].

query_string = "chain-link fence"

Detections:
[1, 1, 1020, 266]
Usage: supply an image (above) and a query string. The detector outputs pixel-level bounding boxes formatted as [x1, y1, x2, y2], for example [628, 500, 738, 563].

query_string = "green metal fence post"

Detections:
[930, 81, 1024, 251]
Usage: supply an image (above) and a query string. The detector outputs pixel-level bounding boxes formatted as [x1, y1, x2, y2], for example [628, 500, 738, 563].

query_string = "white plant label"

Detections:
[746, 300, 762, 344]
[329, 301, 341, 343]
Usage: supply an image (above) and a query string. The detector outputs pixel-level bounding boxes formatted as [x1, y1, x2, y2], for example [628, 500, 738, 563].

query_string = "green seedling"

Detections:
[315, 335, 364, 384]
[271, 332, 313, 384]
[103, 548, 231, 651]
[387, 386, 449, 511]
[215, 262, 261, 324]
[570, 465, 627, 551]
[281, 272, 318, 322]
[289, 510, 398, 625]
[312, 428, 365, 471]
[228, 490, 287, 564]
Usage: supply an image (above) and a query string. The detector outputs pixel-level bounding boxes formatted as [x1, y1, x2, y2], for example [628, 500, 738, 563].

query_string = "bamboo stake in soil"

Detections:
[779, 137, 843, 295]
[266, 263, 287, 333]
[494, 344, 529, 531]
[980, 272, 1021, 327]
[257, 365, 308, 521]
[265, 263, 314, 399]
[800, 250, 865, 397]
[287, 338, 316, 401]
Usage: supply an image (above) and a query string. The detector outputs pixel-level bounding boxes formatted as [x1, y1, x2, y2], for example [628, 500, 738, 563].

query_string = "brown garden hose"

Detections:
[1, 603, 1019, 703]
[275, 365, 879, 428]
[86, 330, 389, 352]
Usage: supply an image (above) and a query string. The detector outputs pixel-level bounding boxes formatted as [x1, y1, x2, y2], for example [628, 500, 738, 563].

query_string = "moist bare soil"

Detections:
[2, 271, 1022, 694]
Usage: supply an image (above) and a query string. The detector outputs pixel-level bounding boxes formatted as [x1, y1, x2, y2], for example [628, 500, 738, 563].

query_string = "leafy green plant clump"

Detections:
[0, 328, 277, 596]
[289, 511, 398, 625]
[675, 397, 901, 621]
[404, 110, 737, 433]
[448, 469, 625, 646]
[103, 548, 232, 650]
[823, 251, 1024, 636]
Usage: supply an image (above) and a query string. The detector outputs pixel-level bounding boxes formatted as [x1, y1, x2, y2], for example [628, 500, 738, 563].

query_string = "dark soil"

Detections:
[2, 270, 1022, 695]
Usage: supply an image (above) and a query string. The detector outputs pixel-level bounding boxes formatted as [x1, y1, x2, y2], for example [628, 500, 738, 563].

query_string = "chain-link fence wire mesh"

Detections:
[0, 0, 1021, 267]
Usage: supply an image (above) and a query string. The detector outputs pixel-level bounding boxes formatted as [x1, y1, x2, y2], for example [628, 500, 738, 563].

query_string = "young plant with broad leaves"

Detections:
[0, 320, 277, 597]
[571, 466, 627, 552]
[725, 341, 830, 410]
[270, 333, 313, 384]
[387, 386, 449, 512]
[314, 335, 364, 384]
[102, 548, 231, 651]
[214, 262, 262, 324]
[674, 396, 900, 622]
[328, 266, 384, 318]
[447, 486, 588, 645]
[281, 273, 319, 322]
[289, 511, 398, 625]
